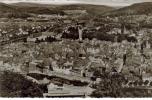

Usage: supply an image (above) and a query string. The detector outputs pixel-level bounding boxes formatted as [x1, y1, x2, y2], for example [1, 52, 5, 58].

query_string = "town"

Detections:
[1, 1, 152, 98]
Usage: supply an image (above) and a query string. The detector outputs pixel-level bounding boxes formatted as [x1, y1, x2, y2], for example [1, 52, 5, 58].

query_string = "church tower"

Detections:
[78, 26, 83, 42]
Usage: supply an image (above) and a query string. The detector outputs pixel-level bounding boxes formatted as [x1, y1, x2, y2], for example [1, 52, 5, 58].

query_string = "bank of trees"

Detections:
[0, 71, 43, 97]
[90, 72, 125, 97]
[62, 26, 137, 42]
[90, 71, 152, 97]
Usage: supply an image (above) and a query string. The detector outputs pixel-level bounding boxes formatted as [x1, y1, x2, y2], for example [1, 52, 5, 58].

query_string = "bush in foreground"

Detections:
[0, 71, 43, 97]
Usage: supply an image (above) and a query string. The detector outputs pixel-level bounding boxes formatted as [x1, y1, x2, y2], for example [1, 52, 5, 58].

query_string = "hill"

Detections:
[0, 2, 64, 17]
[0, 2, 115, 18]
[0, 3, 31, 18]
[105, 2, 152, 17]
[11, 2, 57, 8]
[56, 4, 115, 15]
[0, 2, 16, 13]
[11, 3, 115, 16]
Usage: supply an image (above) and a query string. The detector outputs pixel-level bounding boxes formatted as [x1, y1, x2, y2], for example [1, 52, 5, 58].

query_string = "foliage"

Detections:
[90, 73, 125, 97]
[90, 72, 152, 97]
[6, 12, 31, 19]
[62, 26, 137, 42]
[0, 71, 43, 97]
[105, 2, 152, 17]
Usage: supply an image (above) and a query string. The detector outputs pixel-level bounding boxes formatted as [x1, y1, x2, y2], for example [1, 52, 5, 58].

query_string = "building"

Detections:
[28, 60, 49, 74]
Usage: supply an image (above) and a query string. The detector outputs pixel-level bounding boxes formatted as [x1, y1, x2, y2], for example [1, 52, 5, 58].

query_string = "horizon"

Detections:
[0, 0, 152, 6]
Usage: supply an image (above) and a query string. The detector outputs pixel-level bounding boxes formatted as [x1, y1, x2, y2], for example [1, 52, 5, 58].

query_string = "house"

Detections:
[29, 60, 44, 73]
[142, 73, 152, 81]
[87, 48, 100, 55]
[78, 46, 86, 59]
[21, 61, 30, 74]
[64, 10, 87, 15]
[43, 66, 50, 74]
[64, 20, 72, 24]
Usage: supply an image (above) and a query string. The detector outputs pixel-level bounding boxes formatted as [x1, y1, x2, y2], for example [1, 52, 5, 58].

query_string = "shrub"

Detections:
[144, 80, 149, 86]
[90, 73, 125, 97]
[0, 71, 43, 97]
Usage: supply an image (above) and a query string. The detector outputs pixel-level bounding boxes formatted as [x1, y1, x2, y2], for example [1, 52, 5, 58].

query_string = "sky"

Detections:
[1, 0, 152, 6]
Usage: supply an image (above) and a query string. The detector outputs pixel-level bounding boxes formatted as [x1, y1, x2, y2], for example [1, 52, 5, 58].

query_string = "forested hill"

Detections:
[104, 2, 152, 17]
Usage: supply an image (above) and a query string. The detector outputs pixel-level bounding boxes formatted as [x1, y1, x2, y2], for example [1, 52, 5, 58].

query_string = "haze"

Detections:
[1, 0, 152, 6]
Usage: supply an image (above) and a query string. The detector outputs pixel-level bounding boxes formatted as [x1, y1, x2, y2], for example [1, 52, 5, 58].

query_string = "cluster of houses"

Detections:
[0, 22, 54, 43]
[1, 15, 152, 90]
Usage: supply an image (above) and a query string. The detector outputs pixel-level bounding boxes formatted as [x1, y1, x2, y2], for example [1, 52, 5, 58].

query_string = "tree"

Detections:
[90, 73, 125, 97]
[0, 71, 43, 97]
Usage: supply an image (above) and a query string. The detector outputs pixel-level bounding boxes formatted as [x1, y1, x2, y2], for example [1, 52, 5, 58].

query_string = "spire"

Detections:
[121, 23, 126, 34]
[78, 25, 83, 42]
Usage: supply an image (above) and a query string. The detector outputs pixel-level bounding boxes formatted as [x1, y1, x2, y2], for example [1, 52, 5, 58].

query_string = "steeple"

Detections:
[78, 25, 83, 42]
[121, 23, 126, 34]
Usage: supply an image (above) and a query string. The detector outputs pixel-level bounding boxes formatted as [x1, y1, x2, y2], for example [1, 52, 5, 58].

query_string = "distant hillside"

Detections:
[11, 3, 115, 16]
[16, 7, 65, 15]
[56, 4, 115, 15]
[0, 2, 16, 13]
[0, 2, 115, 18]
[11, 2, 59, 9]
[0, 3, 31, 18]
[105, 2, 152, 16]
[0, 2, 64, 17]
